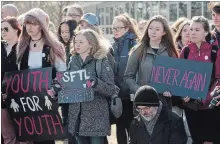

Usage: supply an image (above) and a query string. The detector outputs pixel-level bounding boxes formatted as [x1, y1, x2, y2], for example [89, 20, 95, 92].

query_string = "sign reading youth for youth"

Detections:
[2, 68, 66, 141]
[56, 69, 94, 103]
[149, 56, 213, 99]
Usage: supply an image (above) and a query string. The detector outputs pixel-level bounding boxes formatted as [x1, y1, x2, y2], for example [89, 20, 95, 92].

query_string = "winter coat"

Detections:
[180, 42, 220, 107]
[1, 41, 18, 109]
[67, 45, 115, 136]
[112, 32, 137, 98]
[124, 44, 169, 94]
[129, 104, 187, 144]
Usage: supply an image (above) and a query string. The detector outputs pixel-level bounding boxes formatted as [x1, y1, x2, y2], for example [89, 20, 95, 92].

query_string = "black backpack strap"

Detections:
[183, 46, 190, 59]
[211, 45, 218, 63]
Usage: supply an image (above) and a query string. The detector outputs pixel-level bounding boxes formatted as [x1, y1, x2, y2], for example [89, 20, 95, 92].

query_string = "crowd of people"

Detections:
[1, 2, 220, 144]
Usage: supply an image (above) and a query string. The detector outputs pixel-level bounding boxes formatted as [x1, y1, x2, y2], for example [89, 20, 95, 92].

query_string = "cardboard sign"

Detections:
[2, 67, 66, 141]
[149, 56, 213, 99]
[56, 69, 94, 103]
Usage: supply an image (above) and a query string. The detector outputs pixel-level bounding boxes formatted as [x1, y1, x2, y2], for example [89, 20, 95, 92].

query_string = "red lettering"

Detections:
[4, 76, 12, 94]
[172, 69, 180, 86]
[31, 71, 39, 92]
[179, 71, 189, 88]
[32, 116, 43, 135]
[39, 71, 49, 92]
[24, 116, 34, 135]
[11, 74, 20, 93]
[14, 118, 22, 136]
[20, 72, 30, 93]
[198, 73, 206, 92]
[41, 115, 52, 135]
[50, 114, 64, 135]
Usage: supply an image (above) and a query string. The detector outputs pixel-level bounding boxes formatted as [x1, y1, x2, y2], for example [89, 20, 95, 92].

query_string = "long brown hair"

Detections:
[17, 15, 66, 65]
[174, 20, 190, 48]
[1, 16, 21, 36]
[135, 15, 179, 59]
[113, 13, 139, 40]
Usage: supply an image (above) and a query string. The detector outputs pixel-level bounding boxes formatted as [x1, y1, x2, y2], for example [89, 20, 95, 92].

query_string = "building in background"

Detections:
[81, 1, 212, 36]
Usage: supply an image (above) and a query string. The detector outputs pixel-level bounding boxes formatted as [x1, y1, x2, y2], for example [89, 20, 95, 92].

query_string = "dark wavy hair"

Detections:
[1, 16, 21, 37]
[57, 19, 78, 46]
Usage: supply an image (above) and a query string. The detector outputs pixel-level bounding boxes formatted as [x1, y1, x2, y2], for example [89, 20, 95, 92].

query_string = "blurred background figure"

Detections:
[138, 20, 148, 37]
[66, 4, 84, 23]
[1, 4, 18, 19]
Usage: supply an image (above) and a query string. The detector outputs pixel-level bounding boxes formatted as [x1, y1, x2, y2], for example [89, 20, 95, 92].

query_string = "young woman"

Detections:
[16, 8, 66, 144]
[111, 13, 138, 144]
[180, 16, 220, 144]
[58, 19, 78, 64]
[171, 17, 188, 34]
[1, 16, 21, 144]
[67, 29, 115, 144]
[124, 15, 179, 109]
[174, 20, 190, 53]
[66, 4, 84, 23]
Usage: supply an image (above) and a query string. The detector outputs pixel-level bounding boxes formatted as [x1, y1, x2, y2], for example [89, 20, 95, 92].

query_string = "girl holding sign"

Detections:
[124, 15, 179, 109]
[180, 16, 220, 143]
[16, 8, 66, 144]
[67, 29, 115, 144]
[1, 16, 21, 144]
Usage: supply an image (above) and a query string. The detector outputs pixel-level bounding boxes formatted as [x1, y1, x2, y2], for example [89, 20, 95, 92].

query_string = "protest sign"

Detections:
[149, 56, 213, 99]
[56, 69, 94, 103]
[2, 67, 66, 141]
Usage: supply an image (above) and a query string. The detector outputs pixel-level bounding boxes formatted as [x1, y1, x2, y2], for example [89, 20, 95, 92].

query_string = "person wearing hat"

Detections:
[129, 85, 187, 144]
[1, 4, 19, 19]
[16, 8, 66, 144]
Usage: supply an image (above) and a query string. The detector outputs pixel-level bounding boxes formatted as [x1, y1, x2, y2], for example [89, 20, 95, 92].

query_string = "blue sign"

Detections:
[56, 69, 94, 103]
[149, 56, 213, 100]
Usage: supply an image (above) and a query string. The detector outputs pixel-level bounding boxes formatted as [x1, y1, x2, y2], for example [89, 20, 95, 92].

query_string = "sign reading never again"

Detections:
[2, 67, 66, 141]
[56, 69, 94, 103]
[149, 56, 213, 99]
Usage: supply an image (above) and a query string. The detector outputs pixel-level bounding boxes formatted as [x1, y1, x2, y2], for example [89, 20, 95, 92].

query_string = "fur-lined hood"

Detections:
[93, 38, 110, 60]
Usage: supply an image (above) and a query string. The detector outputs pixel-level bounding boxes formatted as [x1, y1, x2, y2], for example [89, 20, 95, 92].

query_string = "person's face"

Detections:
[136, 106, 158, 121]
[1, 7, 9, 19]
[138, 23, 147, 35]
[79, 21, 90, 30]
[180, 24, 190, 42]
[112, 20, 129, 39]
[190, 22, 206, 44]
[25, 21, 41, 38]
[67, 8, 81, 22]
[1, 21, 18, 41]
[74, 34, 91, 55]
[60, 23, 70, 43]
[148, 21, 166, 42]
[212, 11, 220, 27]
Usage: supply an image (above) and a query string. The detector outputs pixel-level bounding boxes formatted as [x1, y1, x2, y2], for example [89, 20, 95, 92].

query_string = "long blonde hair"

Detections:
[71, 29, 109, 58]
[17, 15, 66, 65]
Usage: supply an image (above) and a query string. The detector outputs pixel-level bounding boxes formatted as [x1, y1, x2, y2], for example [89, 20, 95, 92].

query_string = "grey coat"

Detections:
[67, 46, 115, 136]
[124, 45, 169, 94]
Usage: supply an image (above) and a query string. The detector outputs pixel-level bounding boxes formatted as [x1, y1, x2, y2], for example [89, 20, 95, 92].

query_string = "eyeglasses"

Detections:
[67, 13, 81, 18]
[1, 27, 9, 32]
[112, 27, 126, 32]
[136, 106, 151, 113]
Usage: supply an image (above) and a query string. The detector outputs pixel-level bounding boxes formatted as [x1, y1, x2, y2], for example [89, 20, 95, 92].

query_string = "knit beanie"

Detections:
[134, 85, 159, 107]
[25, 8, 49, 29]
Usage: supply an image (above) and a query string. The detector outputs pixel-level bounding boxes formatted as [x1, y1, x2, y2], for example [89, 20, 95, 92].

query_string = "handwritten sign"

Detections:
[56, 69, 94, 103]
[149, 56, 213, 99]
[2, 68, 66, 141]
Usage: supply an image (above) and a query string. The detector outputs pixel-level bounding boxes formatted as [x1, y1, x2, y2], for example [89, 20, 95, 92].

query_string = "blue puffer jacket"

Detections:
[112, 32, 137, 99]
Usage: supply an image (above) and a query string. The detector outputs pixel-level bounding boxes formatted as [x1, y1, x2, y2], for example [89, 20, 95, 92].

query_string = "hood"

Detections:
[93, 38, 110, 60]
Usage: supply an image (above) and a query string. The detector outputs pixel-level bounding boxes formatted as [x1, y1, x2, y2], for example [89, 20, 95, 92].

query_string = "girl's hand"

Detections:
[183, 96, 191, 103]
[2, 93, 7, 102]
[163, 91, 172, 97]
[215, 95, 220, 107]
[47, 89, 56, 97]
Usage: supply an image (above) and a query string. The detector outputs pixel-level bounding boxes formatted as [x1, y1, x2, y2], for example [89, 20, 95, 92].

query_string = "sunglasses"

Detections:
[1, 27, 9, 32]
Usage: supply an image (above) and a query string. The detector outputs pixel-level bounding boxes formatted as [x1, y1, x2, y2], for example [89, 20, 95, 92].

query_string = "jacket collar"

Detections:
[113, 32, 136, 42]
[145, 43, 167, 55]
